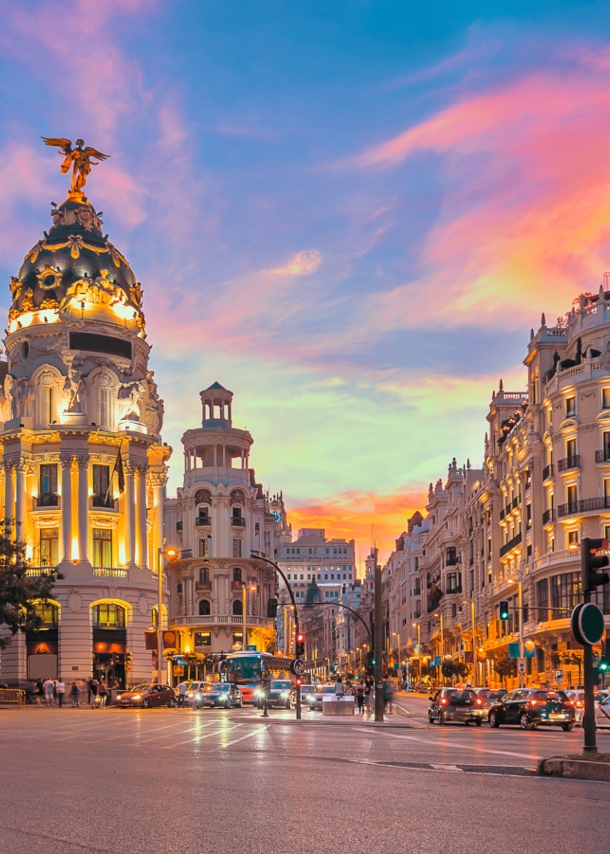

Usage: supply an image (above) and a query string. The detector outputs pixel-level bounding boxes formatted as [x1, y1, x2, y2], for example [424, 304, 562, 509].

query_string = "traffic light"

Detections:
[367, 652, 376, 674]
[598, 658, 609, 673]
[499, 600, 510, 621]
[295, 633, 305, 657]
[267, 598, 278, 618]
[125, 652, 133, 663]
[581, 537, 610, 594]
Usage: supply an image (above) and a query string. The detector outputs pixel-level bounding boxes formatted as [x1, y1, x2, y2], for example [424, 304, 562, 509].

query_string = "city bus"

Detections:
[225, 652, 294, 687]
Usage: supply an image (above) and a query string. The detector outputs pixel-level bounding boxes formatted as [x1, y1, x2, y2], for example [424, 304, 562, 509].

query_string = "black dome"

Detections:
[11, 197, 140, 318]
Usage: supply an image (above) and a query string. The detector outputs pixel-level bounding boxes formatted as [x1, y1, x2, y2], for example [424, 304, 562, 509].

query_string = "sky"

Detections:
[1, 0, 610, 566]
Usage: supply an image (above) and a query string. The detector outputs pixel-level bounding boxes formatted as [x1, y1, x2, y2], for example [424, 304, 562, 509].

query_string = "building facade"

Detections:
[163, 383, 290, 661]
[0, 188, 170, 687]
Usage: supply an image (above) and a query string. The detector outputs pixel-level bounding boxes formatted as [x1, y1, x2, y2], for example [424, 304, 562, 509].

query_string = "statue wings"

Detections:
[82, 146, 110, 162]
[41, 137, 72, 154]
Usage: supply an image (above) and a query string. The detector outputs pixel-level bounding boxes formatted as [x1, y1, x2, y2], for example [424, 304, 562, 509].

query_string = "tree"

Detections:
[442, 661, 470, 681]
[0, 523, 62, 649]
[493, 655, 517, 685]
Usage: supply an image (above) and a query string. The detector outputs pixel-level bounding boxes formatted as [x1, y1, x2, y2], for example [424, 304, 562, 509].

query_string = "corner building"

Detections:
[0, 192, 170, 687]
[163, 383, 289, 660]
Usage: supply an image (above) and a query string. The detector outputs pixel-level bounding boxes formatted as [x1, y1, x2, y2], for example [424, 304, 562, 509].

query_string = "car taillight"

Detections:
[576, 701, 584, 707]
[530, 700, 537, 706]
[440, 698, 448, 705]
[475, 698, 482, 705]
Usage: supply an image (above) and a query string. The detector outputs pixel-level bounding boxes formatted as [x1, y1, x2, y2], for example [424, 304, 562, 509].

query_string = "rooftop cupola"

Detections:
[200, 381, 233, 427]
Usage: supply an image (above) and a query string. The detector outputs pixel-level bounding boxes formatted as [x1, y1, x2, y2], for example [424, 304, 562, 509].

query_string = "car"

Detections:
[488, 688, 575, 731]
[428, 687, 487, 726]
[312, 683, 337, 710]
[193, 682, 243, 708]
[474, 687, 507, 704]
[255, 679, 294, 709]
[237, 685, 256, 704]
[595, 694, 610, 729]
[299, 684, 318, 709]
[116, 684, 176, 709]
[182, 682, 209, 707]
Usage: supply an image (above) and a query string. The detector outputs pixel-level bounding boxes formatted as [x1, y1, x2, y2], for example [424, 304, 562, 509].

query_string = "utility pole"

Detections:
[374, 560, 384, 722]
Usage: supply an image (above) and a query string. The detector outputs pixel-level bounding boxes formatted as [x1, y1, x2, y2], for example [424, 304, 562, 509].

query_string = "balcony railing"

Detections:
[542, 509, 555, 525]
[512, 496, 520, 510]
[499, 531, 522, 558]
[196, 515, 211, 526]
[92, 493, 115, 509]
[499, 508, 505, 521]
[446, 554, 459, 566]
[446, 584, 463, 595]
[596, 450, 610, 463]
[557, 496, 610, 517]
[231, 517, 246, 527]
[170, 614, 271, 628]
[557, 455, 581, 472]
[543, 464, 554, 480]
[196, 580, 212, 591]
[36, 492, 58, 507]
[92, 567, 128, 578]
[25, 566, 57, 577]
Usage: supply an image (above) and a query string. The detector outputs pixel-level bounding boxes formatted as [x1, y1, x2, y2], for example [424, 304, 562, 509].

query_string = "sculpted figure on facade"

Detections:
[117, 380, 145, 422]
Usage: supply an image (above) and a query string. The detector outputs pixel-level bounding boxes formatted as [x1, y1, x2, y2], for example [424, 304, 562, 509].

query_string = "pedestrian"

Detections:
[43, 677, 54, 706]
[90, 679, 98, 708]
[56, 679, 65, 708]
[177, 681, 187, 708]
[364, 678, 372, 711]
[70, 682, 80, 708]
[35, 678, 44, 706]
[87, 678, 95, 705]
[383, 676, 396, 715]
[334, 676, 344, 699]
[356, 681, 365, 714]
[97, 681, 108, 708]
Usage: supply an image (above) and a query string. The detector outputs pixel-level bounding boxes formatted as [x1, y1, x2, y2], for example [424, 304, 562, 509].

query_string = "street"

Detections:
[1, 695, 609, 854]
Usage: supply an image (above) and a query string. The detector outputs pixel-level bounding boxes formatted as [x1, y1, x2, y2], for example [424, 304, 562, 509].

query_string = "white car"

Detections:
[312, 684, 336, 710]
[300, 684, 318, 709]
[183, 681, 208, 707]
[595, 695, 610, 729]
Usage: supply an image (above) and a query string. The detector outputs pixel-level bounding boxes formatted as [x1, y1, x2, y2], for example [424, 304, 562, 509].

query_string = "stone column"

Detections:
[76, 456, 89, 563]
[150, 474, 165, 574]
[4, 462, 14, 534]
[136, 466, 148, 568]
[124, 463, 136, 567]
[15, 461, 28, 543]
[60, 455, 73, 562]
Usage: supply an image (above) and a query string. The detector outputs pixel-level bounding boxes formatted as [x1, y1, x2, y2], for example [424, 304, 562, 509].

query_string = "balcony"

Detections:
[170, 614, 271, 628]
[92, 567, 128, 578]
[92, 493, 115, 509]
[176, 521, 183, 531]
[557, 496, 610, 518]
[196, 515, 211, 527]
[499, 531, 522, 558]
[499, 508, 505, 521]
[181, 549, 192, 559]
[25, 566, 57, 577]
[196, 580, 212, 591]
[36, 492, 58, 507]
[446, 584, 463, 595]
[596, 450, 610, 464]
[543, 464, 554, 481]
[230, 517, 246, 527]
[542, 509, 555, 525]
[231, 580, 244, 590]
[557, 455, 581, 472]
[446, 554, 459, 566]
[512, 496, 520, 510]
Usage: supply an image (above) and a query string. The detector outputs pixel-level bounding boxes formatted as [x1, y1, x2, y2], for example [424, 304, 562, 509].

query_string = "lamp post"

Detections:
[413, 621, 421, 683]
[393, 631, 401, 686]
[471, 599, 477, 686]
[157, 546, 178, 684]
[434, 612, 444, 686]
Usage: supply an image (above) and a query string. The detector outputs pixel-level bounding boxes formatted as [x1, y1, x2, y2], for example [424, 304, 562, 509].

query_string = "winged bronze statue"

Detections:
[42, 137, 110, 197]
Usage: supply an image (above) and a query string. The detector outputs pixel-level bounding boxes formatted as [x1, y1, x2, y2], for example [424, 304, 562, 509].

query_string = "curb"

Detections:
[537, 757, 610, 782]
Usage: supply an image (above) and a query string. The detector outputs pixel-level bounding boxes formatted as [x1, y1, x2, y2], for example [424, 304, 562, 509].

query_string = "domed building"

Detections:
[163, 383, 290, 665]
[0, 182, 171, 687]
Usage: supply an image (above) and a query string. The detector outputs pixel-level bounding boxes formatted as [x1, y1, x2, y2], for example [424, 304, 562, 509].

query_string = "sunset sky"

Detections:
[1, 0, 610, 566]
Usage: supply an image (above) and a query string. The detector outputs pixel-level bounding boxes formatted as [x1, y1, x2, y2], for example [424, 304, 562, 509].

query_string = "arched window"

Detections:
[36, 371, 59, 427]
[199, 566, 209, 584]
[233, 567, 242, 583]
[232, 599, 243, 616]
[33, 602, 59, 626]
[198, 599, 211, 616]
[93, 373, 114, 429]
[92, 603, 125, 628]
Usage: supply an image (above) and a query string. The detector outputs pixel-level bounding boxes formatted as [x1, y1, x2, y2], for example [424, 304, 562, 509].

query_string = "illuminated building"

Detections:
[163, 383, 289, 661]
[0, 184, 170, 687]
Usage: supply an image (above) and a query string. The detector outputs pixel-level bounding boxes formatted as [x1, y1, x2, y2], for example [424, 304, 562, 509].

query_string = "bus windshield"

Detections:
[226, 652, 294, 685]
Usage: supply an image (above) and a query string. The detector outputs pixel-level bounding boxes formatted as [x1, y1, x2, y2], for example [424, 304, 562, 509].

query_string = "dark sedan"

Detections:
[194, 682, 243, 708]
[428, 687, 487, 725]
[488, 688, 575, 731]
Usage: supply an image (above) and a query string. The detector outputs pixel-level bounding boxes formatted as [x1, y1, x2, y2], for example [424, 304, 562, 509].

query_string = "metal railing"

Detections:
[543, 464, 554, 480]
[542, 509, 555, 525]
[36, 492, 59, 507]
[0, 688, 25, 707]
[595, 450, 610, 463]
[170, 614, 271, 628]
[92, 493, 115, 509]
[499, 531, 522, 558]
[181, 549, 192, 559]
[557, 455, 581, 472]
[196, 516, 211, 526]
[557, 496, 610, 517]
[230, 517, 246, 527]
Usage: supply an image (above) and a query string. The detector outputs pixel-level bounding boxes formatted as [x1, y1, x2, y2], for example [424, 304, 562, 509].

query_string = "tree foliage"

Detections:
[442, 661, 470, 679]
[0, 523, 62, 649]
[493, 655, 517, 680]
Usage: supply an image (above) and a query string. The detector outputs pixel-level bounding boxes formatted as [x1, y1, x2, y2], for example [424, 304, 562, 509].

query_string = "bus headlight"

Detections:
[281, 692, 290, 699]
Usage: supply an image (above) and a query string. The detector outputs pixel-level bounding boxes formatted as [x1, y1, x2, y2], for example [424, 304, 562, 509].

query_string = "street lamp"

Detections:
[392, 631, 401, 686]
[412, 621, 421, 683]
[241, 582, 257, 652]
[157, 545, 178, 684]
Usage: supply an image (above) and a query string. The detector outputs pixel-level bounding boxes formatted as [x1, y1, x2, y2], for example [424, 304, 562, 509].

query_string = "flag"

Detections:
[107, 444, 125, 496]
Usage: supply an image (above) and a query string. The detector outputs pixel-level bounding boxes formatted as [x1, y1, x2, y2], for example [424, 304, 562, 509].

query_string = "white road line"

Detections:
[133, 721, 219, 745]
[219, 726, 270, 748]
[352, 727, 542, 760]
[163, 724, 243, 748]
[430, 764, 463, 771]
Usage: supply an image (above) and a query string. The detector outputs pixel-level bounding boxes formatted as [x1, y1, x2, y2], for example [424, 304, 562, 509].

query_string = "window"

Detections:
[603, 388, 610, 410]
[566, 484, 577, 511]
[33, 601, 58, 626]
[566, 438, 576, 461]
[194, 631, 211, 647]
[604, 433, 610, 462]
[41, 386, 54, 425]
[233, 538, 242, 558]
[198, 599, 211, 616]
[92, 603, 125, 628]
[233, 567, 242, 582]
[199, 539, 207, 558]
[92, 529, 112, 567]
[551, 572, 581, 618]
[567, 530, 579, 547]
[526, 503, 532, 529]
[565, 396, 576, 417]
[39, 464, 57, 495]
[40, 528, 58, 566]
[198, 566, 209, 584]
[98, 388, 112, 428]
[93, 464, 109, 496]
[232, 599, 243, 616]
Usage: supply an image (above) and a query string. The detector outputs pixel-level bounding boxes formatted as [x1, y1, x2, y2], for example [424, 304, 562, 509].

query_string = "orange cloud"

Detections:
[286, 487, 428, 569]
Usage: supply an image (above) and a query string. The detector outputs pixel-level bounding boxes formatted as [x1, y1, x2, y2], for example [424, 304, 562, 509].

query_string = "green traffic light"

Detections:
[499, 600, 510, 621]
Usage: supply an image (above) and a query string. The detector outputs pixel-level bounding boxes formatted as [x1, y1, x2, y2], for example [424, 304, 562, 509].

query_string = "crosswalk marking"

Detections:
[220, 726, 270, 747]
[163, 723, 243, 748]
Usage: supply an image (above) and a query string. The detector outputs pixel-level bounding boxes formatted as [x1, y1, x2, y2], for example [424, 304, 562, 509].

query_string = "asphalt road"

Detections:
[1, 695, 609, 854]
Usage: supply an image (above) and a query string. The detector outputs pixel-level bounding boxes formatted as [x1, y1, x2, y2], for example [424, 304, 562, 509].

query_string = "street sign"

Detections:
[432, 656, 441, 667]
[508, 642, 521, 659]
[571, 603, 605, 646]
[291, 658, 305, 676]
[554, 669, 564, 682]
[518, 659, 526, 674]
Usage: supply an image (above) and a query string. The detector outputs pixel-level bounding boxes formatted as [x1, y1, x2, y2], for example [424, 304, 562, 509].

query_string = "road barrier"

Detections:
[0, 688, 25, 707]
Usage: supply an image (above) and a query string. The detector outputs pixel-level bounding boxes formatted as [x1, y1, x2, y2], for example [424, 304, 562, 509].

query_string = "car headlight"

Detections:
[255, 689, 265, 697]
[132, 694, 141, 700]
[195, 693, 202, 700]
[281, 692, 290, 699]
